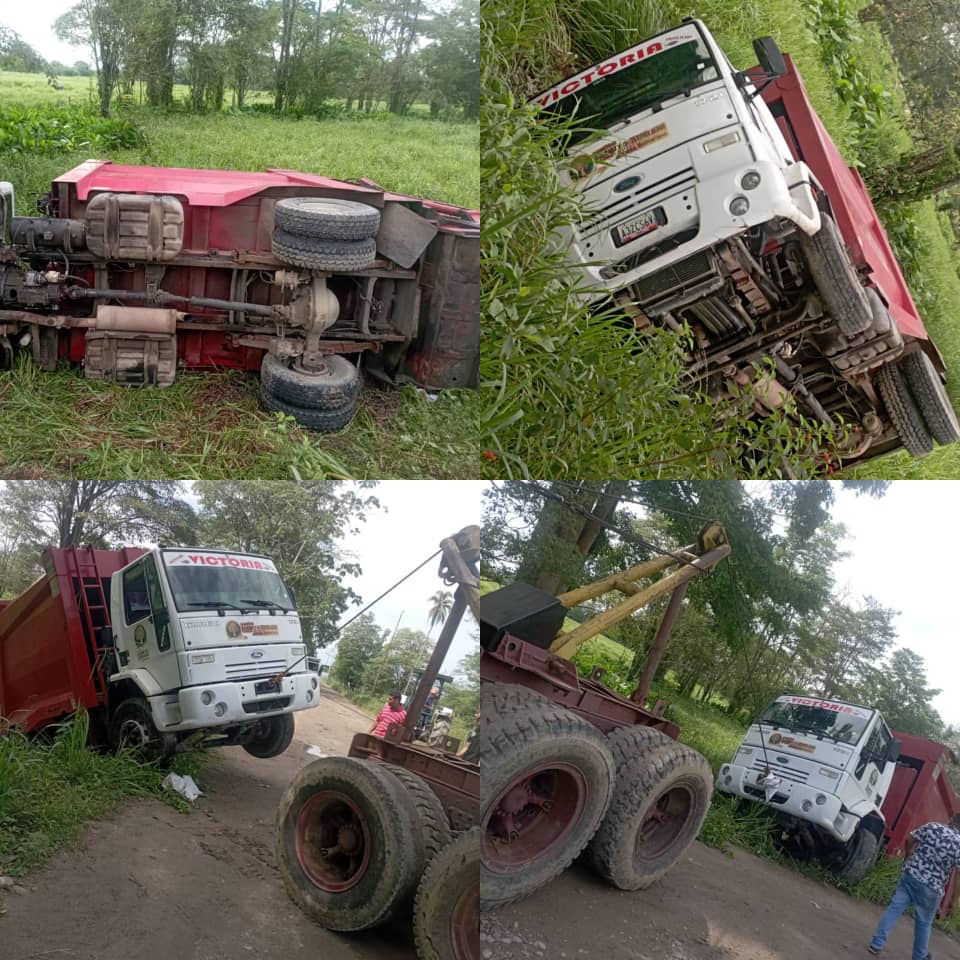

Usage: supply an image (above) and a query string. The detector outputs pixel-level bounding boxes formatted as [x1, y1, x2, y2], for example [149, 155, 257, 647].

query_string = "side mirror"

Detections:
[287, 586, 297, 608]
[753, 36, 786, 78]
[887, 739, 902, 763]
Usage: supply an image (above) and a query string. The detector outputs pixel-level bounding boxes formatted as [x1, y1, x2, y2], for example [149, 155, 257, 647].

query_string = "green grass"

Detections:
[0, 77, 478, 480]
[0, 358, 476, 479]
[0, 711, 204, 875]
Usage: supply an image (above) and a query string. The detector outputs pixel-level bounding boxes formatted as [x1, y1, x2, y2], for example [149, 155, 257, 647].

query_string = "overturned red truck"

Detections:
[0, 162, 479, 430]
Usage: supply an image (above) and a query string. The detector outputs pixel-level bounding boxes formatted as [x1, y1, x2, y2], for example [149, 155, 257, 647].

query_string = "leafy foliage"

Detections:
[329, 612, 388, 691]
[0, 104, 143, 154]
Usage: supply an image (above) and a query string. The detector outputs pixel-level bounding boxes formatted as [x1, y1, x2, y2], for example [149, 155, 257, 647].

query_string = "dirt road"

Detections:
[482, 843, 960, 960]
[0, 685, 415, 960]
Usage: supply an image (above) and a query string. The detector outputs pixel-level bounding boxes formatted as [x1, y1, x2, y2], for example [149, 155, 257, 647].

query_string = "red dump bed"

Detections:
[760, 57, 934, 352]
[882, 732, 960, 916]
[0, 547, 144, 733]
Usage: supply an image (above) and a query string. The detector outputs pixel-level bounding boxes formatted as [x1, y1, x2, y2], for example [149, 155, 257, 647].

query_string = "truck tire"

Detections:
[260, 383, 359, 432]
[900, 351, 960, 446]
[242, 713, 295, 758]
[109, 697, 177, 762]
[478, 699, 615, 911]
[274, 198, 381, 241]
[275, 756, 423, 931]
[272, 230, 377, 272]
[606, 723, 672, 762]
[875, 361, 933, 456]
[260, 353, 361, 410]
[588, 741, 713, 891]
[382, 765, 452, 866]
[800, 214, 872, 337]
[834, 825, 880, 884]
[414, 828, 480, 960]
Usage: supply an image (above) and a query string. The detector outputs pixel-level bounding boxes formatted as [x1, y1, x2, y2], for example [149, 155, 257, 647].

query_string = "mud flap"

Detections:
[84, 331, 177, 386]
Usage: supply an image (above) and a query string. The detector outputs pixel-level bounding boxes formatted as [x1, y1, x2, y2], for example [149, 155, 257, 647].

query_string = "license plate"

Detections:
[613, 209, 661, 246]
[255, 678, 281, 695]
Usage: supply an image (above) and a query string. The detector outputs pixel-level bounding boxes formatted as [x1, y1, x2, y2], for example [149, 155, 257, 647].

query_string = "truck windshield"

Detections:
[759, 698, 872, 745]
[530, 25, 720, 146]
[161, 551, 295, 612]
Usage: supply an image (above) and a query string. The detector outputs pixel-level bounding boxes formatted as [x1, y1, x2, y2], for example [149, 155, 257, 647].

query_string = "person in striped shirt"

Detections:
[370, 692, 407, 737]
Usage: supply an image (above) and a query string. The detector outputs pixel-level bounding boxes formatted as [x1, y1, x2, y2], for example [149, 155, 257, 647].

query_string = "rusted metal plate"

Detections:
[376, 202, 438, 269]
[481, 636, 681, 739]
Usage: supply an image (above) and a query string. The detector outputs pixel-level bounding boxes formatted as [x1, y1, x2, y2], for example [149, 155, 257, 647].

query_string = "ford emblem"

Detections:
[613, 175, 642, 194]
[251, 650, 264, 659]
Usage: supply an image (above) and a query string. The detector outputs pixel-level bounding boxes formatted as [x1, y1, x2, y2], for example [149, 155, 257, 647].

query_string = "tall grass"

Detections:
[0, 711, 202, 875]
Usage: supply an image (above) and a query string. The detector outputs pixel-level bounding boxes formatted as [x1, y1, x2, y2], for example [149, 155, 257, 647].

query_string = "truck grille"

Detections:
[577, 166, 697, 240]
[225, 658, 286, 681]
[752, 758, 810, 784]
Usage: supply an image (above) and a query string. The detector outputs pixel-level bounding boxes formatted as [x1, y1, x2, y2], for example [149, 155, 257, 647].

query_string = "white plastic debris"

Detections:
[161, 772, 204, 802]
[305, 745, 326, 758]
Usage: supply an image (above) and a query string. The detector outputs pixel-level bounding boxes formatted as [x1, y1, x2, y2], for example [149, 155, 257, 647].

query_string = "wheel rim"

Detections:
[294, 791, 371, 892]
[451, 878, 480, 960]
[482, 761, 587, 871]
[634, 782, 693, 865]
[119, 716, 151, 750]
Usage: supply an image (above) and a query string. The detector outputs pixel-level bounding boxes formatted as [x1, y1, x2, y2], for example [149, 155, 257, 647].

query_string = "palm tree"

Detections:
[427, 590, 453, 638]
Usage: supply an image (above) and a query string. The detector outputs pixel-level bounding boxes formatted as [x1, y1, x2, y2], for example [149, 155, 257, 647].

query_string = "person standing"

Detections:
[370, 691, 407, 737]
[868, 813, 960, 959]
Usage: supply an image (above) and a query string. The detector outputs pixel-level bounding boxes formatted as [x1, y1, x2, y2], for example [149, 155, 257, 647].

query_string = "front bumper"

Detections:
[148, 672, 318, 731]
[573, 159, 821, 300]
[716, 762, 855, 842]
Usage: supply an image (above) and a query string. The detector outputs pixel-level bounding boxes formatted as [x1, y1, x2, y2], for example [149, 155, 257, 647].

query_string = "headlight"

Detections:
[729, 196, 750, 217]
[815, 794, 827, 805]
[291, 646, 305, 657]
[819, 768, 840, 780]
[704, 131, 741, 153]
[214, 702, 227, 717]
[311, 677, 318, 690]
[306, 690, 314, 702]
[201, 690, 215, 705]
[802, 800, 813, 812]
[192, 653, 215, 664]
[741, 170, 762, 190]
[721, 765, 730, 776]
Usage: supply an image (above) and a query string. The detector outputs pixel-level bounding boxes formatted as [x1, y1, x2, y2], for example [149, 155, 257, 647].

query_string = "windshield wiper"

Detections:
[241, 599, 289, 612]
[652, 87, 694, 112]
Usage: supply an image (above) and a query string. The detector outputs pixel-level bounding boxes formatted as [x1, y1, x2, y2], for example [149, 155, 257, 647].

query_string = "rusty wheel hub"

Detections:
[295, 791, 371, 892]
[451, 879, 480, 960]
[635, 784, 693, 864]
[482, 762, 587, 870]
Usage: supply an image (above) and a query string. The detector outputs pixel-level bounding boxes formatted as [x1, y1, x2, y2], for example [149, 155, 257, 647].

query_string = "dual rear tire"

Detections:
[477, 683, 713, 910]
[259, 353, 361, 432]
[275, 757, 477, 959]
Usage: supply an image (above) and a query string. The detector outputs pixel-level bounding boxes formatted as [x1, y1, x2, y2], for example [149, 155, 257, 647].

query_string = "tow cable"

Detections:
[268, 548, 442, 688]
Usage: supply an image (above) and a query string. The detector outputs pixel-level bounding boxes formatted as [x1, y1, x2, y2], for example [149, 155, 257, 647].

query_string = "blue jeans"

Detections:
[871, 871, 940, 960]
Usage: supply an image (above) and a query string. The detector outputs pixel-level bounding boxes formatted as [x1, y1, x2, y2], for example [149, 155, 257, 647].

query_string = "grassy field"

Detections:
[0, 71, 479, 480]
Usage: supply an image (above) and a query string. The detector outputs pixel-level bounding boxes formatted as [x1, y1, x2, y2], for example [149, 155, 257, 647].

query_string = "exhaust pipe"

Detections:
[0, 182, 13, 245]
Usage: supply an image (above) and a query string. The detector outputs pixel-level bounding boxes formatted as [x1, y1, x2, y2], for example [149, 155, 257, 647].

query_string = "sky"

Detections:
[2, 4, 86, 65]
[826, 482, 960, 727]
[328, 481, 482, 677]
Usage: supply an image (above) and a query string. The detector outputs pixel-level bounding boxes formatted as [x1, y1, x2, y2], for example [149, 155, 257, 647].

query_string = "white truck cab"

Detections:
[716, 694, 902, 882]
[107, 546, 318, 757]
[531, 20, 821, 298]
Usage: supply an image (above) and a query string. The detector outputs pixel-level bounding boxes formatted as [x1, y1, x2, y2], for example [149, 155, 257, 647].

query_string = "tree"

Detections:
[0, 25, 47, 73]
[441, 647, 480, 736]
[274, 0, 301, 112]
[329, 612, 387, 691]
[194, 480, 378, 651]
[361, 627, 432, 701]
[427, 589, 453, 634]
[420, 0, 479, 118]
[0, 481, 197, 549]
[861, 647, 943, 738]
[54, 0, 135, 116]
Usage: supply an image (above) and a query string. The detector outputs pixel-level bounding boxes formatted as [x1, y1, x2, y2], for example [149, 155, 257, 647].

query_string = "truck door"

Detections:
[119, 555, 181, 693]
[854, 720, 891, 808]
